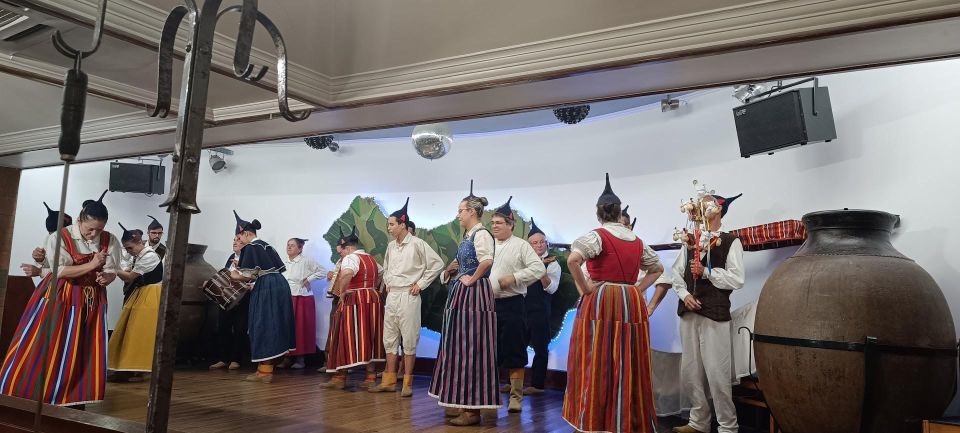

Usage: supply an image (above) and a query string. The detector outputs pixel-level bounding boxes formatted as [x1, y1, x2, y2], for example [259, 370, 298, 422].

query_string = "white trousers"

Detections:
[382, 288, 421, 356]
[680, 313, 738, 433]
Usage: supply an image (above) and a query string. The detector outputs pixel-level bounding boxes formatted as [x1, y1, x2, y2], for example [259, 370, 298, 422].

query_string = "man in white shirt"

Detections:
[522, 219, 560, 395]
[489, 197, 546, 413]
[369, 199, 443, 397]
[651, 192, 745, 433]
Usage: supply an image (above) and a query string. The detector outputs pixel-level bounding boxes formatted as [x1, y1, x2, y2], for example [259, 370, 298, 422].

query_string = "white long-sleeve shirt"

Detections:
[282, 254, 327, 296]
[490, 235, 546, 298]
[383, 233, 444, 290]
[540, 250, 561, 295]
[663, 232, 745, 301]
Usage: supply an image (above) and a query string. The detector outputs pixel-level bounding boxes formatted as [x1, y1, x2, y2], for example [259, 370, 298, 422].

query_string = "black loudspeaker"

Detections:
[109, 162, 165, 194]
[733, 87, 837, 158]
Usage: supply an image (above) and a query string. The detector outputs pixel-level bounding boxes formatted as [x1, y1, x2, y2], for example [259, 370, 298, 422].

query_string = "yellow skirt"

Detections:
[107, 283, 161, 372]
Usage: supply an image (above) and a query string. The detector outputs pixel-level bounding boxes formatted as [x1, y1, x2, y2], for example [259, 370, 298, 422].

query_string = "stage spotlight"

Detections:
[304, 135, 339, 152]
[661, 95, 681, 112]
[209, 153, 226, 173]
[733, 84, 766, 103]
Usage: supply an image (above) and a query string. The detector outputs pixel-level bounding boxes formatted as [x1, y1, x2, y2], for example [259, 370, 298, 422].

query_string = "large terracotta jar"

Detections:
[177, 243, 218, 356]
[755, 210, 956, 433]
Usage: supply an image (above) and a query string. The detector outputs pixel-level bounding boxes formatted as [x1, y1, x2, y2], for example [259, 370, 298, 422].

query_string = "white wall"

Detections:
[10, 57, 960, 375]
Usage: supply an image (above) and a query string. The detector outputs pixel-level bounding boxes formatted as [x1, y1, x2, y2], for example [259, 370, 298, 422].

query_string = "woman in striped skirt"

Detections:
[564, 174, 664, 433]
[0, 192, 121, 407]
[320, 226, 385, 389]
[429, 181, 499, 427]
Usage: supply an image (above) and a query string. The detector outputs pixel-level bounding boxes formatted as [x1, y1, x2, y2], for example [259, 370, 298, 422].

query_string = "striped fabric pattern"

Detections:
[730, 219, 806, 251]
[563, 283, 657, 433]
[0, 230, 109, 406]
[428, 278, 500, 409]
[325, 288, 385, 371]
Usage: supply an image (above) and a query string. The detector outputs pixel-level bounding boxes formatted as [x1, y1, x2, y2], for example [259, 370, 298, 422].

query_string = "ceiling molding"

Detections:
[23, 0, 331, 106]
[18, 0, 960, 109]
[322, 0, 960, 104]
[210, 98, 315, 123]
[0, 111, 178, 155]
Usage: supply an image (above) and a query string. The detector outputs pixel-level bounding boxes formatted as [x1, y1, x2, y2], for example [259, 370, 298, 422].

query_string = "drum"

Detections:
[201, 269, 250, 311]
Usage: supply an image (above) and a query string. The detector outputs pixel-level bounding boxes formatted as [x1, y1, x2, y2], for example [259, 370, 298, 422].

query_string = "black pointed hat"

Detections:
[44, 202, 72, 234]
[118, 222, 141, 243]
[630, 217, 637, 230]
[596, 173, 621, 206]
[711, 193, 743, 217]
[81, 190, 109, 220]
[233, 210, 261, 235]
[527, 218, 545, 239]
[621, 205, 630, 217]
[493, 196, 514, 222]
[390, 198, 410, 224]
[147, 215, 163, 231]
[338, 225, 359, 246]
[466, 179, 477, 199]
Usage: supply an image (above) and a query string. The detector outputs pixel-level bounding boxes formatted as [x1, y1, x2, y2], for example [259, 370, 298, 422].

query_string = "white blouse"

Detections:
[282, 254, 327, 296]
[43, 224, 121, 275]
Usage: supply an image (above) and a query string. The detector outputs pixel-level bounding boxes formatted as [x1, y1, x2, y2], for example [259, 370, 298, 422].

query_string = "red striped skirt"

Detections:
[0, 275, 108, 406]
[428, 278, 500, 409]
[325, 288, 385, 371]
[563, 283, 657, 433]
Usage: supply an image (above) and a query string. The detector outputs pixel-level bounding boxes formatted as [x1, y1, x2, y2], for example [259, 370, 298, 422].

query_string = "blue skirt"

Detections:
[248, 273, 296, 362]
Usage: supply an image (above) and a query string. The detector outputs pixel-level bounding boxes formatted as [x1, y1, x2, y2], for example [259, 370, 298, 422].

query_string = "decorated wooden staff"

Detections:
[145, 1, 310, 432]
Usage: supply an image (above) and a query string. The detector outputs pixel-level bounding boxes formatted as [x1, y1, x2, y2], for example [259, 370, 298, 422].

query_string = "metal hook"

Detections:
[218, 5, 311, 122]
[737, 326, 756, 383]
[149, 5, 195, 118]
[51, 0, 108, 60]
[217, 0, 269, 82]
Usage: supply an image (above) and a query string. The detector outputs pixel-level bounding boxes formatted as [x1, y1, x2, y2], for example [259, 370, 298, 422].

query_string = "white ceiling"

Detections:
[0, 0, 958, 168]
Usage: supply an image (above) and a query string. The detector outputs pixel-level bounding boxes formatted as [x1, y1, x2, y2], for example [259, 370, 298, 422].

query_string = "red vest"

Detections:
[347, 253, 379, 290]
[584, 228, 643, 284]
[60, 228, 111, 286]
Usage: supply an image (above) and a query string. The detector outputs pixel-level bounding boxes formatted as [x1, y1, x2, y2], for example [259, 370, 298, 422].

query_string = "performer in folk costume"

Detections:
[278, 237, 326, 369]
[145, 215, 167, 260]
[564, 175, 664, 433]
[369, 199, 444, 397]
[650, 182, 745, 433]
[523, 218, 561, 396]
[320, 226, 386, 390]
[21, 202, 73, 278]
[430, 181, 500, 426]
[488, 197, 546, 413]
[229, 211, 296, 383]
[107, 223, 164, 380]
[210, 235, 251, 370]
[318, 243, 345, 373]
[0, 191, 121, 407]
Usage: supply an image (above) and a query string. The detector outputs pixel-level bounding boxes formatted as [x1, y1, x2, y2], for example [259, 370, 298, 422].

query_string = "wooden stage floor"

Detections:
[86, 368, 687, 432]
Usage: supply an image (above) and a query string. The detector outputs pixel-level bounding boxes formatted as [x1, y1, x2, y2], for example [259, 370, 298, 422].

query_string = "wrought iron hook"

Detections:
[218, 5, 311, 122]
[149, 5, 195, 118]
[51, 0, 108, 60]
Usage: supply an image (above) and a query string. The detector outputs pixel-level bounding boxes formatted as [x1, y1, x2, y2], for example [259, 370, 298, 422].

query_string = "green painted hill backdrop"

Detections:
[323, 196, 579, 340]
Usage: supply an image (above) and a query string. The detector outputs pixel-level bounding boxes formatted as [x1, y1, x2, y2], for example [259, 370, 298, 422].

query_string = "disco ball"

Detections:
[412, 123, 452, 160]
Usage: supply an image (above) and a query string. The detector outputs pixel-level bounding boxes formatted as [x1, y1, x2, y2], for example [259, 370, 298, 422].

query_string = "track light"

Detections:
[733, 84, 767, 103]
[209, 153, 226, 173]
[661, 95, 681, 112]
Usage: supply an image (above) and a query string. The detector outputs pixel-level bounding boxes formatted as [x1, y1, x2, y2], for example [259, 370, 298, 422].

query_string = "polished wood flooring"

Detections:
[86, 368, 686, 432]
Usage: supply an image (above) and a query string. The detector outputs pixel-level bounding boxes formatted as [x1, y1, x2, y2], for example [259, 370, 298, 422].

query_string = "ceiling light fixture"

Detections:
[733, 84, 767, 104]
[661, 95, 681, 112]
[304, 135, 339, 152]
[553, 105, 591, 124]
